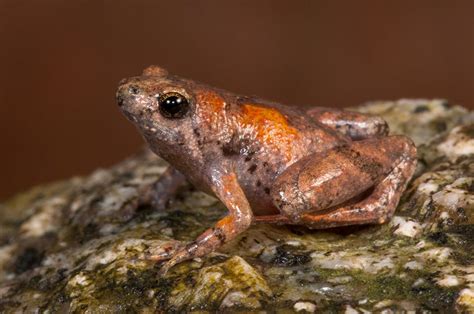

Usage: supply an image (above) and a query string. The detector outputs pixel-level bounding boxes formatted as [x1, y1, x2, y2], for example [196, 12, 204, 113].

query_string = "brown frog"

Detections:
[116, 66, 417, 273]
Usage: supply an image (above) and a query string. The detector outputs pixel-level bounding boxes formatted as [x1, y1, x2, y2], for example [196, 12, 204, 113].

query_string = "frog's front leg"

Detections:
[158, 169, 253, 274]
[140, 167, 187, 211]
[306, 107, 389, 140]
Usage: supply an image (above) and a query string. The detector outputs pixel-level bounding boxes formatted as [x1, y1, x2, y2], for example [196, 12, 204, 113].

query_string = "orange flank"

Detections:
[240, 104, 301, 159]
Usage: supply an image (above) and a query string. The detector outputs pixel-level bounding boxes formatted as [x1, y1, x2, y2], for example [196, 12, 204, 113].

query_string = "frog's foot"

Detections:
[157, 243, 198, 275]
[146, 240, 182, 263]
[157, 171, 253, 275]
[156, 222, 238, 275]
[270, 135, 417, 227]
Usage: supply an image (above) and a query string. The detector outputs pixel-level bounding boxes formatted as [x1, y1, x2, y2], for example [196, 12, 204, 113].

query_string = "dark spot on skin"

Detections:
[271, 245, 312, 266]
[414, 105, 429, 113]
[221, 135, 241, 156]
[213, 228, 226, 244]
[14, 247, 45, 274]
[193, 129, 200, 137]
[264, 187, 271, 194]
[263, 162, 269, 168]
[244, 150, 256, 162]
[248, 164, 257, 173]
[222, 145, 239, 156]
[256, 180, 262, 187]
[216, 140, 221, 145]
[336, 146, 384, 181]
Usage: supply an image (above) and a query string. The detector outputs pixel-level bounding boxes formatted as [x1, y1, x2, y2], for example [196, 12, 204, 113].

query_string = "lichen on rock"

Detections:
[0, 99, 473, 312]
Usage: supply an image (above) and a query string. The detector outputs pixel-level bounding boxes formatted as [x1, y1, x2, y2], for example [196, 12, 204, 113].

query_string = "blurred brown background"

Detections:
[1, 1, 473, 200]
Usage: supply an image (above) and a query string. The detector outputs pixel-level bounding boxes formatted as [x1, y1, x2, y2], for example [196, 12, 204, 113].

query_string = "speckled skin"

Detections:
[116, 66, 417, 272]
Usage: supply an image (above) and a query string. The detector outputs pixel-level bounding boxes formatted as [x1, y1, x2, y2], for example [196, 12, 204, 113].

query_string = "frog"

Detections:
[116, 65, 417, 273]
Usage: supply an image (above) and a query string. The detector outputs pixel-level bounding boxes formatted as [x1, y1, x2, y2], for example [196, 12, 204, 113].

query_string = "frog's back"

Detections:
[217, 97, 349, 215]
[232, 97, 349, 157]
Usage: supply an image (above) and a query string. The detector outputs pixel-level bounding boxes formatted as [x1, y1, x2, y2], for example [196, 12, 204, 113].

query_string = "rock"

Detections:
[0, 99, 473, 312]
[294, 301, 317, 312]
[356, 99, 474, 145]
[168, 256, 272, 310]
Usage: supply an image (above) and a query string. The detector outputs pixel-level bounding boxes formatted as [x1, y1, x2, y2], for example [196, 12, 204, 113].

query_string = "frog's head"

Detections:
[118, 66, 191, 132]
[116, 66, 210, 163]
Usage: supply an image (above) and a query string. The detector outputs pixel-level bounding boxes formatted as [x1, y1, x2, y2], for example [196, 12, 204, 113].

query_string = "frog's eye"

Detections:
[157, 92, 190, 119]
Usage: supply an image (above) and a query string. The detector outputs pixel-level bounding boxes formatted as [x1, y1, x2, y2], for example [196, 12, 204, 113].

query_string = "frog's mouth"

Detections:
[120, 109, 179, 144]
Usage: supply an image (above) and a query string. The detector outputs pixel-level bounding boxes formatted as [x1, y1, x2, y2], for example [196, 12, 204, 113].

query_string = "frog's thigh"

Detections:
[300, 143, 416, 229]
[266, 136, 417, 228]
[271, 136, 416, 223]
[306, 107, 389, 140]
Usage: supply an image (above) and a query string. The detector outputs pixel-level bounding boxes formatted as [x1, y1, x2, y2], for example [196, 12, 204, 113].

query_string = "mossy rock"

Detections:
[1, 99, 473, 312]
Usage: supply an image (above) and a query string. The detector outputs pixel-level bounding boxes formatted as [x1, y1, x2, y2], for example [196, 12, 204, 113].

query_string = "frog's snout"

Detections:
[116, 81, 138, 108]
[116, 88, 126, 108]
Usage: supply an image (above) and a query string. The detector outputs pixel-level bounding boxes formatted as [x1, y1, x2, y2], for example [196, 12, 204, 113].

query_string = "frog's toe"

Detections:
[158, 247, 193, 275]
[158, 259, 176, 276]
[146, 241, 181, 263]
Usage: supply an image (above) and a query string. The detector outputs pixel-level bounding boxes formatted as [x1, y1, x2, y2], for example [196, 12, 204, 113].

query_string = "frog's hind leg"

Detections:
[297, 144, 417, 229]
[306, 107, 389, 140]
[255, 147, 415, 227]
[268, 136, 417, 227]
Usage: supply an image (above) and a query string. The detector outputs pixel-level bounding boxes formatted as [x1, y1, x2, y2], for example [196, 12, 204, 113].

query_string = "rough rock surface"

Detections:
[1, 99, 473, 313]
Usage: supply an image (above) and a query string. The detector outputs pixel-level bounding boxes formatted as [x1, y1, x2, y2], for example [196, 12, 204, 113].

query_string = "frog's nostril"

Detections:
[117, 93, 126, 107]
[129, 85, 140, 95]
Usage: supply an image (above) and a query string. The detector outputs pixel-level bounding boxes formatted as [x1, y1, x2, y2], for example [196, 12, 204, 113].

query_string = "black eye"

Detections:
[158, 92, 190, 119]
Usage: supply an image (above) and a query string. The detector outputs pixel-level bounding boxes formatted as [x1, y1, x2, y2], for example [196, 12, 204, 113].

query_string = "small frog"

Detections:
[116, 66, 417, 273]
